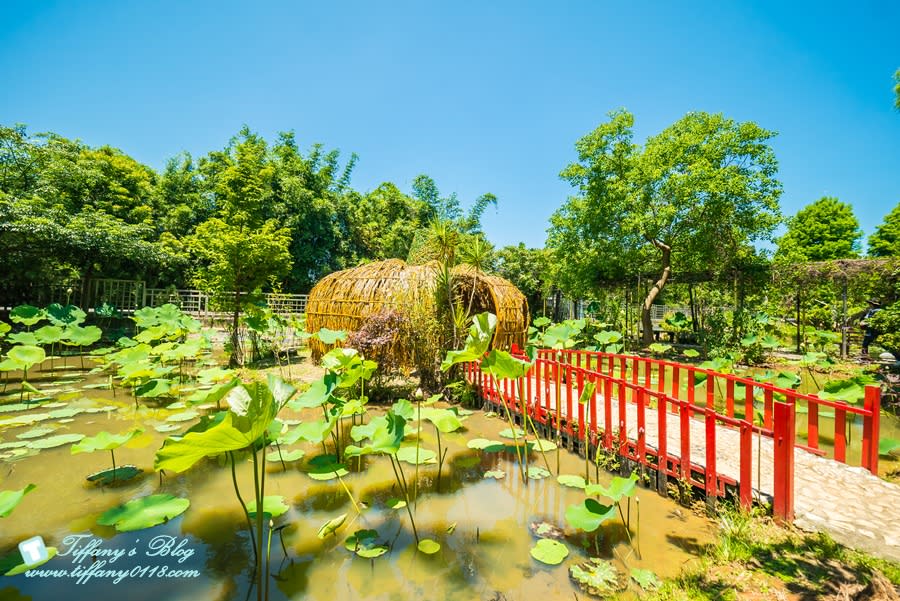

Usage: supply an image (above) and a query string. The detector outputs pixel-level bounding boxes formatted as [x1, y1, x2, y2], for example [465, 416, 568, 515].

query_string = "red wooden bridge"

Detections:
[464, 348, 883, 527]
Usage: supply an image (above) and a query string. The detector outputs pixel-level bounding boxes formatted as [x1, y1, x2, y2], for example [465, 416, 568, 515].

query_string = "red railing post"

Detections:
[725, 378, 735, 418]
[861, 385, 881, 474]
[806, 395, 818, 451]
[706, 374, 715, 409]
[637, 389, 646, 463]
[657, 394, 668, 495]
[773, 401, 796, 522]
[834, 401, 847, 463]
[604, 378, 613, 450]
[705, 410, 717, 499]
[680, 404, 691, 482]
[739, 421, 752, 510]
[671, 365, 680, 401]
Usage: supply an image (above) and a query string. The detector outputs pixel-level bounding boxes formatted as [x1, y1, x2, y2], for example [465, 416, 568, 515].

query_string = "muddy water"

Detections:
[0, 361, 716, 600]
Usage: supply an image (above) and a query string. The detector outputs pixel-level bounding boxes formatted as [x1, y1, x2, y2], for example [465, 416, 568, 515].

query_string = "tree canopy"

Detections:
[775, 197, 862, 263]
[548, 109, 783, 341]
[868, 201, 900, 258]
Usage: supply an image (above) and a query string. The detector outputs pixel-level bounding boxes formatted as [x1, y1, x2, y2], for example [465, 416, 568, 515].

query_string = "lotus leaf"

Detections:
[557, 474, 587, 489]
[484, 470, 506, 479]
[266, 449, 305, 462]
[585, 473, 637, 502]
[569, 559, 621, 595]
[396, 446, 437, 465]
[87, 465, 142, 485]
[27, 433, 84, 449]
[97, 494, 190, 532]
[16, 427, 55, 439]
[417, 539, 441, 554]
[441, 312, 497, 371]
[530, 538, 569, 565]
[344, 529, 388, 558]
[34, 325, 64, 345]
[47, 303, 86, 326]
[630, 567, 662, 590]
[419, 407, 463, 433]
[0, 484, 36, 517]
[467, 438, 502, 450]
[10, 305, 44, 327]
[565, 498, 616, 532]
[317, 513, 347, 538]
[71, 429, 143, 453]
[4, 546, 58, 575]
[246, 495, 289, 518]
[8, 345, 45, 370]
[528, 466, 551, 480]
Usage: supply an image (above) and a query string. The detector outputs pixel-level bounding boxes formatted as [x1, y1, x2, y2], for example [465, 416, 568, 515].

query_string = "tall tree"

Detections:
[775, 197, 862, 263]
[868, 201, 900, 257]
[190, 127, 292, 366]
[496, 244, 550, 318]
[895, 68, 900, 110]
[549, 109, 782, 343]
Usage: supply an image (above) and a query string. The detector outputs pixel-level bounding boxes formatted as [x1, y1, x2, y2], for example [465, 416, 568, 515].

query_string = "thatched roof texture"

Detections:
[305, 259, 529, 363]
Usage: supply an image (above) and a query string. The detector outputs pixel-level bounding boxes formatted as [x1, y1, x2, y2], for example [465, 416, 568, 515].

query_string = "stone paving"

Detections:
[497, 375, 900, 562]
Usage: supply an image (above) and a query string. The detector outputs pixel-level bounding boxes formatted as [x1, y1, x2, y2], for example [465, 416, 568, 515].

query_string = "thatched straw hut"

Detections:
[305, 259, 529, 364]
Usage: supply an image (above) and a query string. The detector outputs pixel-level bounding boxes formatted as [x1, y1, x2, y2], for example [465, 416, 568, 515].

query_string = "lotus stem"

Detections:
[636, 497, 642, 560]
[265, 518, 273, 601]
[497, 384, 526, 482]
[274, 442, 286, 470]
[337, 475, 361, 514]
[251, 448, 265, 601]
[110, 449, 117, 483]
[615, 501, 635, 548]
[519, 378, 551, 472]
[414, 398, 421, 507]
[436, 427, 443, 493]
[388, 455, 418, 543]
[230, 452, 258, 562]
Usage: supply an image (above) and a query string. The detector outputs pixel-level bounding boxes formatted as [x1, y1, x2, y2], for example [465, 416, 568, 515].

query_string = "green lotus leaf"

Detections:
[817, 375, 878, 404]
[266, 448, 305, 463]
[316, 328, 347, 345]
[419, 407, 463, 433]
[317, 513, 347, 539]
[557, 474, 587, 489]
[16, 427, 56, 439]
[417, 539, 441, 554]
[682, 348, 700, 358]
[87, 465, 142, 485]
[467, 438, 503, 450]
[10, 305, 44, 327]
[34, 325, 64, 345]
[0, 322, 10, 338]
[246, 495, 289, 518]
[585, 473, 638, 502]
[0, 441, 29, 450]
[0, 358, 25, 372]
[484, 469, 506, 479]
[631, 567, 662, 590]
[64, 325, 103, 347]
[528, 466, 551, 480]
[289, 377, 336, 410]
[391, 398, 416, 421]
[481, 349, 532, 380]
[27, 433, 85, 449]
[648, 343, 672, 355]
[47, 303, 86, 326]
[530, 538, 569, 565]
[879, 438, 900, 457]
[154, 410, 266, 473]
[565, 498, 616, 532]
[344, 529, 388, 558]
[48, 407, 83, 418]
[387, 498, 406, 509]
[396, 446, 437, 465]
[0, 484, 36, 517]
[570, 558, 621, 595]
[71, 428, 143, 453]
[165, 410, 199, 423]
[531, 438, 558, 452]
[7, 332, 38, 346]
[4, 546, 58, 575]
[305, 454, 349, 480]
[0, 412, 52, 426]
[8, 345, 45, 370]
[0, 402, 36, 413]
[344, 412, 406, 457]
[97, 494, 190, 532]
[499, 427, 525, 439]
[441, 312, 497, 371]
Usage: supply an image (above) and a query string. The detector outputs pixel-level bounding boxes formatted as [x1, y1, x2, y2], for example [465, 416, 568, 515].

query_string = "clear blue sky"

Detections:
[1, 0, 898, 250]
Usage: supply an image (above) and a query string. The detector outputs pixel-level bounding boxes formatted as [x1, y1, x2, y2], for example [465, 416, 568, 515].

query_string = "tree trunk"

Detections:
[641, 240, 672, 344]
[230, 289, 242, 368]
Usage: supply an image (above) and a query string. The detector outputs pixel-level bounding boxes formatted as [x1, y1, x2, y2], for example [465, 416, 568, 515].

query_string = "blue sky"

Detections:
[1, 0, 898, 250]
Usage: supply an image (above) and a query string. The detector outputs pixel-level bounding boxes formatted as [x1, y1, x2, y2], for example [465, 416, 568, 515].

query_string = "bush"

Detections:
[869, 303, 900, 357]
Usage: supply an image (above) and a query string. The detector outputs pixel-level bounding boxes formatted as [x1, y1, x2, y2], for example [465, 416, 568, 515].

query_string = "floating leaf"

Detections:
[87, 465, 142, 485]
[4, 546, 58, 575]
[10, 305, 44, 327]
[165, 410, 199, 423]
[484, 469, 506, 479]
[631, 568, 662, 590]
[817, 375, 878, 404]
[682, 349, 700, 358]
[344, 529, 388, 558]
[417, 539, 441, 554]
[97, 494, 190, 532]
[530, 538, 569, 565]
[0, 441, 28, 450]
[0, 413, 52, 427]
[387, 498, 407, 509]
[467, 438, 503, 450]
[557, 474, 587, 489]
[570, 559, 621, 595]
[396, 446, 437, 465]
[27, 433, 85, 449]
[648, 343, 672, 355]
[531, 439, 557, 452]
[306, 454, 349, 480]
[498, 427, 525, 439]
[528, 466, 551, 480]
[0, 484, 36, 517]
[419, 407, 464, 433]
[16, 427, 56, 439]
[154, 423, 182, 433]
[530, 521, 565, 540]
[246, 495, 289, 518]
[317, 513, 347, 539]
[137, 379, 173, 398]
[446, 522, 457, 534]
[266, 449, 305, 463]
[48, 407, 83, 419]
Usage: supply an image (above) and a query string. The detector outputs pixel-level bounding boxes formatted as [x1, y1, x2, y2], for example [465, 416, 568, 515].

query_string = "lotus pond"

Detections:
[0, 313, 716, 600]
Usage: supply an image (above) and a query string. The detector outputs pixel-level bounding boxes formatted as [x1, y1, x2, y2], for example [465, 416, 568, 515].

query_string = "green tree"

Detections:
[549, 109, 782, 343]
[190, 128, 292, 366]
[868, 201, 900, 257]
[895, 68, 900, 110]
[775, 197, 862, 263]
[496, 244, 550, 318]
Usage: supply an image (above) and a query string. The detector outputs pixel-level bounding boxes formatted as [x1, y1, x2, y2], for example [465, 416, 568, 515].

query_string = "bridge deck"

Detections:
[483, 372, 900, 562]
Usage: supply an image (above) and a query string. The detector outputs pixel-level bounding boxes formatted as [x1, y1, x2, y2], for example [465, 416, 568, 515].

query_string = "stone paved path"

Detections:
[495, 375, 900, 562]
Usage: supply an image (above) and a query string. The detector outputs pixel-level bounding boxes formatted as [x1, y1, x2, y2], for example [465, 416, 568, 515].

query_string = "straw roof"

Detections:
[305, 259, 529, 363]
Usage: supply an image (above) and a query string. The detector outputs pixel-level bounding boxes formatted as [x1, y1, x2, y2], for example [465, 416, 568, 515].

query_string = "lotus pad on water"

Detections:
[530, 538, 569, 565]
[97, 494, 190, 532]
[569, 558, 622, 595]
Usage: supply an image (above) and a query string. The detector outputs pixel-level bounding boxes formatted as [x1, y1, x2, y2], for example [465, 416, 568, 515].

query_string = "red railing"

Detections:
[463, 348, 882, 522]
